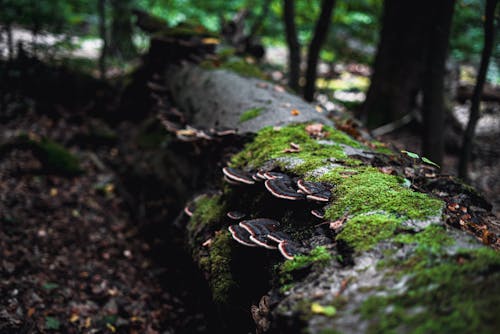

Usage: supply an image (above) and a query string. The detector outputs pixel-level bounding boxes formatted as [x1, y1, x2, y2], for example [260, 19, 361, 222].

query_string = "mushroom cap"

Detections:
[255, 171, 267, 180]
[263, 171, 291, 181]
[228, 225, 257, 247]
[184, 202, 196, 217]
[266, 231, 292, 243]
[297, 180, 330, 195]
[278, 241, 303, 260]
[227, 211, 246, 220]
[222, 167, 255, 185]
[265, 178, 305, 201]
[311, 208, 325, 219]
[306, 193, 331, 202]
[239, 218, 279, 236]
[249, 235, 278, 249]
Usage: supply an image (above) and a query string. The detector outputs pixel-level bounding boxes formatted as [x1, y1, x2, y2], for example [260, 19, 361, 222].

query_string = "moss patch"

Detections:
[239, 107, 265, 123]
[188, 195, 225, 245]
[360, 247, 500, 334]
[321, 167, 442, 222]
[279, 246, 332, 291]
[205, 231, 235, 304]
[37, 139, 82, 176]
[336, 214, 401, 251]
[231, 124, 362, 172]
[201, 57, 266, 79]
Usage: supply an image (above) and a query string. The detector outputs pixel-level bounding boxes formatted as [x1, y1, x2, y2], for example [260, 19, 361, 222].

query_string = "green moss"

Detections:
[206, 231, 235, 304]
[281, 246, 332, 273]
[221, 59, 266, 79]
[360, 247, 500, 333]
[279, 247, 332, 290]
[201, 57, 266, 79]
[321, 167, 443, 221]
[240, 107, 265, 123]
[38, 139, 82, 176]
[188, 195, 225, 244]
[394, 224, 455, 254]
[231, 124, 362, 172]
[336, 214, 401, 251]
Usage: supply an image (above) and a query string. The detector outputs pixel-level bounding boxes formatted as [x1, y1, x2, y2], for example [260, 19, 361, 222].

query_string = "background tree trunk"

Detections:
[283, 0, 301, 92]
[303, 0, 336, 102]
[421, 0, 456, 166]
[361, 0, 429, 127]
[458, 0, 498, 180]
[98, 0, 108, 79]
[109, 0, 136, 59]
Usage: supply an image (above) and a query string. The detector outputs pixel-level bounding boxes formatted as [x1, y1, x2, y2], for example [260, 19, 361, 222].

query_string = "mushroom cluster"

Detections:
[222, 166, 333, 260]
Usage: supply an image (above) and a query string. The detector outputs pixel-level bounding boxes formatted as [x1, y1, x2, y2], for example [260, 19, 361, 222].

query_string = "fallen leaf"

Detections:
[311, 303, 336, 317]
[291, 109, 300, 116]
[69, 314, 79, 323]
[201, 37, 220, 45]
[274, 85, 285, 93]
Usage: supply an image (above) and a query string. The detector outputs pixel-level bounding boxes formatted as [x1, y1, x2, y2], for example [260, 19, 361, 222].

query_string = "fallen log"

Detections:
[129, 23, 500, 333]
[153, 60, 500, 333]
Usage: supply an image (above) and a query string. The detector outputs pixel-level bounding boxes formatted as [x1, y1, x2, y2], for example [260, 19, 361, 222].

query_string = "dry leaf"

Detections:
[291, 109, 300, 116]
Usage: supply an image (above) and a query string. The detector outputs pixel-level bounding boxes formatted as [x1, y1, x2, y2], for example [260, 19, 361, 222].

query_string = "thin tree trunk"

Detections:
[303, 0, 336, 102]
[283, 0, 301, 93]
[421, 0, 456, 166]
[361, 0, 429, 127]
[98, 0, 108, 79]
[458, 0, 498, 180]
[109, 0, 136, 59]
[6, 23, 14, 60]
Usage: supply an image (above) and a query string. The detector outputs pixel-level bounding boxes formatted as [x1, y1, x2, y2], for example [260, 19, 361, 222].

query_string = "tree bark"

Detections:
[303, 0, 336, 102]
[458, 0, 498, 180]
[98, 0, 107, 79]
[362, 0, 430, 127]
[283, 0, 301, 93]
[421, 0, 456, 166]
[109, 0, 136, 59]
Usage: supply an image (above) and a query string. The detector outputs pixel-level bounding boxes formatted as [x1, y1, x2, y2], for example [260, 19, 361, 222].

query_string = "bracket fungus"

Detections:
[222, 167, 255, 185]
[221, 166, 331, 260]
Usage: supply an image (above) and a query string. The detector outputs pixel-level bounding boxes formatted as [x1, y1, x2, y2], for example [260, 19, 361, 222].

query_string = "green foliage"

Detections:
[281, 246, 332, 273]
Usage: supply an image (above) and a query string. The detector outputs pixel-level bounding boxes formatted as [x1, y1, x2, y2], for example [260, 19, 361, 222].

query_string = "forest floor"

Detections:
[0, 108, 213, 333]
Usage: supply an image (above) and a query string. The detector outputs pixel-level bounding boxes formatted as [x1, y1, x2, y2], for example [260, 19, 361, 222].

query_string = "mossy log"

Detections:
[156, 62, 500, 334]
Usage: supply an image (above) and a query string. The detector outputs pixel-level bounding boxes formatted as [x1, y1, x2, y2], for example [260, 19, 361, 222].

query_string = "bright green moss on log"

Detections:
[239, 107, 265, 123]
[319, 167, 443, 221]
[188, 195, 235, 304]
[205, 231, 235, 304]
[360, 247, 500, 334]
[231, 124, 362, 172]
[188, 194, 225, 247]
[336, 214, 401, 251]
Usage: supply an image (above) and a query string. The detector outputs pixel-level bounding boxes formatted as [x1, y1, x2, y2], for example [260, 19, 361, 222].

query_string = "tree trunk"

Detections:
[98, 0, 108, 79]
[421, 0, 456, 166]
[303, 0, 336, 102]
[458, 0, 498, 180]
[362, 0, 429, 127]
[283, 0, 301, 92]
[6, 23, 14, 60]
[109, 0, 136, 59]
